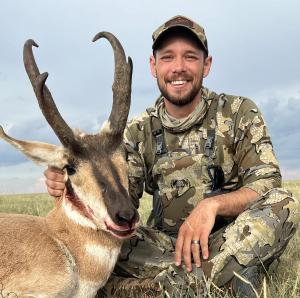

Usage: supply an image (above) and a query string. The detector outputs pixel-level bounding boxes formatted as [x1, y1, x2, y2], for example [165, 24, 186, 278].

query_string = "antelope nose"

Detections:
[116, 208, 138, 227]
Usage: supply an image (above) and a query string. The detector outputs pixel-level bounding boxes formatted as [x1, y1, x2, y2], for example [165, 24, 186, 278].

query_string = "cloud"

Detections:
[0, 113, 113, 166]
[0, 177, 46, 194]
[254, 87, 300, 161]
[0, 0, 300, 194]
[246, 86, 300, 180]
[0, 118, 57, 166]
[0, 161, 45, 194]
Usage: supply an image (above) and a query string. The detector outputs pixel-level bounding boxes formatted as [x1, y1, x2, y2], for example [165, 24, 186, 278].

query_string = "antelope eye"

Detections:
[63, 165, 76, 176]
[100, 182, 107, 193]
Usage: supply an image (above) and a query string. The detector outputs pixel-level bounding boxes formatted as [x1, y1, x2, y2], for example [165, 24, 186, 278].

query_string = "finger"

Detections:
[182, 234, 193, 272]
[47, 186, 63, 198]
[191, 239, 201, 267]
[200, 233, 209, 260]
[48, 165, 64, 174]
[45, 178, 65, 198]
[45, 179, 66, 191]
[175, 228, 185, 266]
[44, 168, 65, 182]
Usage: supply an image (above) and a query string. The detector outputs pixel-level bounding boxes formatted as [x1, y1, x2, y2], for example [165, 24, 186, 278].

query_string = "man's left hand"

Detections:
[174, 198, 219, 272]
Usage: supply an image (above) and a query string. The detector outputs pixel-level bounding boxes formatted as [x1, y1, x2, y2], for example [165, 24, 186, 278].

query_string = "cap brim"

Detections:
[152, 25, 207, 54]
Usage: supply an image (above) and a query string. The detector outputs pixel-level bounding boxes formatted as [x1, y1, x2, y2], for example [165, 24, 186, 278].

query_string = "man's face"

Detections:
[150, 34, 212, 107]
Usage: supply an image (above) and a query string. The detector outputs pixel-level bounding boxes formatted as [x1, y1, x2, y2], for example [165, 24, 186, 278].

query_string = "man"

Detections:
[45, 16, 300, 297]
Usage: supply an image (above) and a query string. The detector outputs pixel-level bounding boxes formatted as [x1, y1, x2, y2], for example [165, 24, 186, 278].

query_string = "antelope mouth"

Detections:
[104, 216, 137, 239]
[105, 224, 136, 239]
[64, 190, 137, 238]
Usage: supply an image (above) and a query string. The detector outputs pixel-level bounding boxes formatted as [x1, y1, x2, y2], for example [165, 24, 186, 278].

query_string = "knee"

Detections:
[262, 188, 300, 225]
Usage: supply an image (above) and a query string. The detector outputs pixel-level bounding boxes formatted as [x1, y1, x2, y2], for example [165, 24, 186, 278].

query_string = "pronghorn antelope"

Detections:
[0, 32, 139, 297]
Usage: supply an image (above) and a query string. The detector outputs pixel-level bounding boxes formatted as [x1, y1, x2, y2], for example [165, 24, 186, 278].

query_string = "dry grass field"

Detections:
[0, 181, 299, 297]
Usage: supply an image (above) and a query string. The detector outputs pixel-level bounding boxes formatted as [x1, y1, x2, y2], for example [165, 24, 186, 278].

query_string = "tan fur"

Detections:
[107, 150, 129, 191]
[47, 201, 122, 283]
[0, 130, 136, 297]
[0, 32, 135, 297]
[0, 198, 123, 297]
[0, 213, 76, 297]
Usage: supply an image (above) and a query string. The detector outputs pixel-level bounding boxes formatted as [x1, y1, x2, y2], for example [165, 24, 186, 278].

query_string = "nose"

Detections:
[172, 57, 186, 73]
[115, 208, 139, 228]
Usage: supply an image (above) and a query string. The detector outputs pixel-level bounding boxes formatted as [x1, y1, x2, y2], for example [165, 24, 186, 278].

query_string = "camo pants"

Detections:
[98, 188, 300, 297]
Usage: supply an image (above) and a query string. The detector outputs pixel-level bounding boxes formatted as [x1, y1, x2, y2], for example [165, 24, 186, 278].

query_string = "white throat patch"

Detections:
[63, 199, 97, 229]
[85, 243, 120, 286]
[85, 243, 120, 265]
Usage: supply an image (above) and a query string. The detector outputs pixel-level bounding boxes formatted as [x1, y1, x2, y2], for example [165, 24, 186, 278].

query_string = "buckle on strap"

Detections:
[153, 128, 167, 155]
[204, 130, 215, 157]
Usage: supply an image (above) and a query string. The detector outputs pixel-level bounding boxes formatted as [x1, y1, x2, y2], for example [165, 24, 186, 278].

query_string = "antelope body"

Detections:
[0, 32, 138, 297]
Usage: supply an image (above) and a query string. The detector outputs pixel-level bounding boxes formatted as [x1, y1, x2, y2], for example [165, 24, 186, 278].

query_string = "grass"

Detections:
[0, 181, 299, 297]
[0, 193, 53, 216]
[267, 180, 300, 297]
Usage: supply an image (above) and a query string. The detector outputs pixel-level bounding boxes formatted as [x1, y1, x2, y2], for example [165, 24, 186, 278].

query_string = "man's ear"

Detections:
[203, 55, 212, 78]
[0, 126, 68, 168]
[149, 55, 157, 78]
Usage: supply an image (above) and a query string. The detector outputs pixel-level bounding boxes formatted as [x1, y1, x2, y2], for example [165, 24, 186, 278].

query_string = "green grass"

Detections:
[267, 180, 300, 297]
[0, 180, 299, 297]
[283, 180, 300, 199]
[0, 192, 151, 221]
[0, 193, 53, 216]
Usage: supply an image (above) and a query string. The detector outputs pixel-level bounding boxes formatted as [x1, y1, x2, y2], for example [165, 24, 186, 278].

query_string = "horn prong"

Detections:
[93, 32, 133, 143]
[23, 40, 78, 149]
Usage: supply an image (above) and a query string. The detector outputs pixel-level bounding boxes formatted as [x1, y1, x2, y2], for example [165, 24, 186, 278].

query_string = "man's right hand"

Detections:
[44, 166, 66, 198]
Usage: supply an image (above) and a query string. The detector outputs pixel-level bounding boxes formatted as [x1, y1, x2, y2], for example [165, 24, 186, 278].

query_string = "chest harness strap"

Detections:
[147, 95, 226, 231]
[146, 111, 167, 230]
[204, 94, 226, 192]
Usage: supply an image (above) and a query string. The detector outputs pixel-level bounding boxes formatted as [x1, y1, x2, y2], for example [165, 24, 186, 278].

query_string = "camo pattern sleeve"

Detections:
[123, 90, 281, 209]
[124, 111, 153, 209]
[229, 97, 282, 194]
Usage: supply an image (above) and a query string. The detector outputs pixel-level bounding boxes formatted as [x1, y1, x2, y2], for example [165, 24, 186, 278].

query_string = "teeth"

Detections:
[171, 80, 187, 85]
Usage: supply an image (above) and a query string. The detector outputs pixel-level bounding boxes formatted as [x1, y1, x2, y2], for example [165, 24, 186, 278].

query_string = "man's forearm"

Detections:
[203, 188, 259, 217]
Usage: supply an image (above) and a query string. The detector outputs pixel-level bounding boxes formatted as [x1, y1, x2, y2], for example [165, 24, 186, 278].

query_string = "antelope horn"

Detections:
[92, 32, 133, 141]
[23, 39, 78, 149]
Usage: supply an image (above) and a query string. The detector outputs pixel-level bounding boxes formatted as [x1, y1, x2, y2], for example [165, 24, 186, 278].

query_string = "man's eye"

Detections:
[186, 55, 198, 61]
[161, 55, 173, 61]
[64, 165, 76, 176]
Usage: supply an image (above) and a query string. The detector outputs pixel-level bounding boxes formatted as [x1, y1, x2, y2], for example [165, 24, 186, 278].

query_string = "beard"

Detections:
[157, 75, 203, 107]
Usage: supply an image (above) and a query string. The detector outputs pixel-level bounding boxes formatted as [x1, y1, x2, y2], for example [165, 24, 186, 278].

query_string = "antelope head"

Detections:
[0, 32, 139, 238]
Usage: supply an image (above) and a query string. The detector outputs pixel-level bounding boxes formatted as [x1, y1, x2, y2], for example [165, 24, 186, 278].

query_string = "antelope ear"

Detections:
[0, 126, 67, 168]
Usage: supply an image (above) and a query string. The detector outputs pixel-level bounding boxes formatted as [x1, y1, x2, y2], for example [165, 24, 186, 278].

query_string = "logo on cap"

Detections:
[165, 16, 194, 29]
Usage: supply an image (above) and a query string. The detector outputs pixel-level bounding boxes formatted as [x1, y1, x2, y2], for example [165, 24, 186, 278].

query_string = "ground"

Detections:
[0, 180, 299, 297]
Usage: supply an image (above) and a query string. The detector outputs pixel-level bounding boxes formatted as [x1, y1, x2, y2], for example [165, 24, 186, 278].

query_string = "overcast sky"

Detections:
[0, 0, 299, 194]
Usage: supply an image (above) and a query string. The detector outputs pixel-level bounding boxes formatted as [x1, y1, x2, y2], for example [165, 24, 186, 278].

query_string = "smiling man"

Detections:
[150, 27, 211, 112]
[45, 16, 300, 298]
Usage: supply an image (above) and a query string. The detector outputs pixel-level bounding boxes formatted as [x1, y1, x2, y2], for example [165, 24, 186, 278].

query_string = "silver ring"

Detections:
[191, 240, 200, 245]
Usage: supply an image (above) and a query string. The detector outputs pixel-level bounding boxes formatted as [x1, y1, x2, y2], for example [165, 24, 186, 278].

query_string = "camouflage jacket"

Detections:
[124, 87, 281, 234]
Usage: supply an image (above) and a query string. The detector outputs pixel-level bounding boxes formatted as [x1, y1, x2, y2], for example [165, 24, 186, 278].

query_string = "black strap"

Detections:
[150, 115, 168, 156]
[151, 189, 164, 230]
[145, 111, 168, 230]
[203, 95, 220, 158]
[207, 165, 225, 191]
[204, 94, 227, 191]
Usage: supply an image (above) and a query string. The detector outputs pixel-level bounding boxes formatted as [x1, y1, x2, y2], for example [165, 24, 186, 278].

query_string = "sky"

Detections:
[0, 0, 299, 194]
